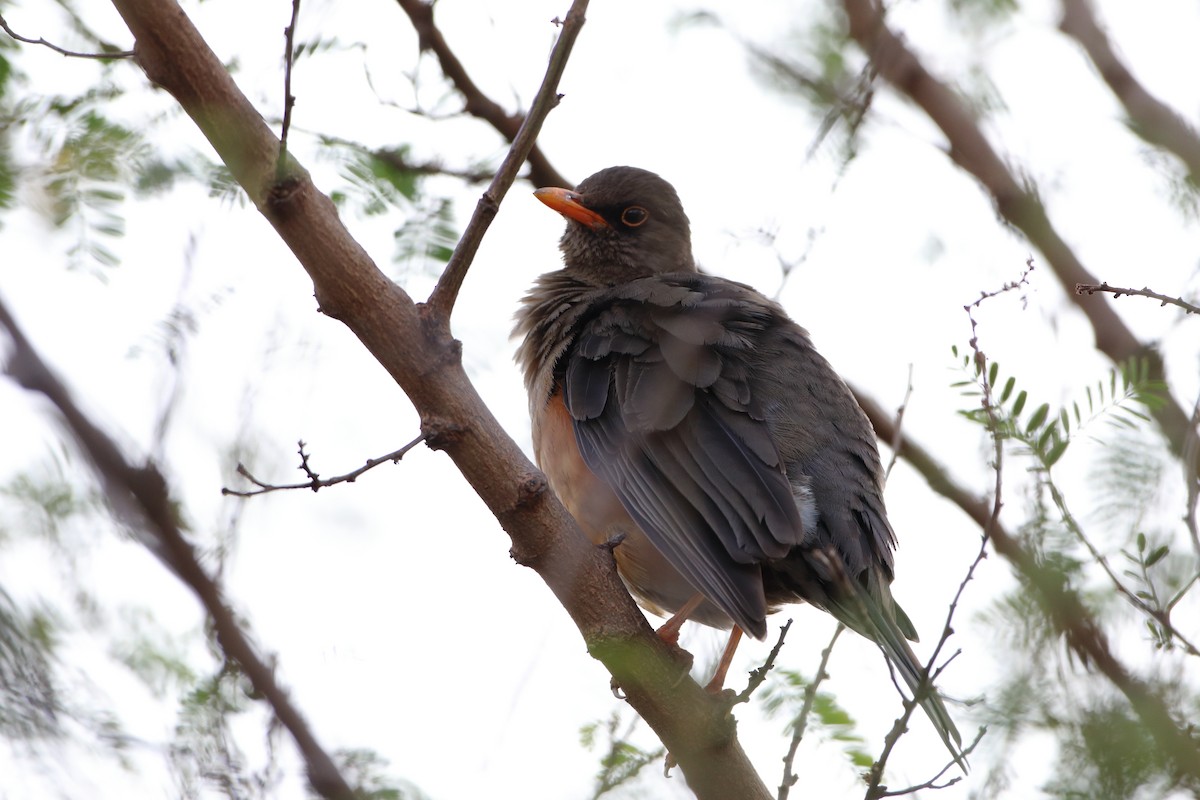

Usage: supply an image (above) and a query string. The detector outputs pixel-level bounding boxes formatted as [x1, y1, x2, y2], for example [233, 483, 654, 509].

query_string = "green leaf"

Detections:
[999, 376, 1016, 403]
[1145, 545, 1169, 567]
[1044, 438, 1069, 466]
[1025, 402, 1049, 433]
[1011, 390, 1027, 417]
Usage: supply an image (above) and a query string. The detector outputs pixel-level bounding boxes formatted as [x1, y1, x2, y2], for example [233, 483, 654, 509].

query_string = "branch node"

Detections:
[421, 416, 467, 450]
[598, 531, 627, 554]
[515, 472, 549, 507]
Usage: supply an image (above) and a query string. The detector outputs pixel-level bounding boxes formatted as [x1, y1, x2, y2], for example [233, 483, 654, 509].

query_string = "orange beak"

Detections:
[534, 187, 610, 231]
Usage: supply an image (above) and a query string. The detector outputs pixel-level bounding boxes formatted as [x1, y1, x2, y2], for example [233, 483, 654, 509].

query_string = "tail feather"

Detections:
[829, 577, 968, 773]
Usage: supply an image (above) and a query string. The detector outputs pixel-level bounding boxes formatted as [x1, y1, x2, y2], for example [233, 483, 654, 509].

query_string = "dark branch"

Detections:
[394, 0, 569, 189]
[222, 435, 426, 497]
[1059, 0, 1200, 183]
[0, 296, 357, 800]
[424, 3, 587, 321]
[1076, 282, 1200, 315]
[735, 619, 791, 704]
[276, 0, 302, 179]
[839, 0, 1196, 466]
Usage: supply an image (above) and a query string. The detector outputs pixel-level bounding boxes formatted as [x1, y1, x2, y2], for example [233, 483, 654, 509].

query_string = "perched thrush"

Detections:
[515, 166, 964, 765]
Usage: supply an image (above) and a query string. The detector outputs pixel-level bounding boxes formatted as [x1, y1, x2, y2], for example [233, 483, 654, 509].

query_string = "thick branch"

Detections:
[839, 0, 1194, 463]
[106, 1, 770, 796]
[1059, 0, 1200, 183]
[0, 298, 357, 800]
[395, 0, 569, 190]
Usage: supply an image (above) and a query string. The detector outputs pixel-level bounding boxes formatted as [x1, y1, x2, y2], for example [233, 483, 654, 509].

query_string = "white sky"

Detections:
[1, 1, 1198, 798]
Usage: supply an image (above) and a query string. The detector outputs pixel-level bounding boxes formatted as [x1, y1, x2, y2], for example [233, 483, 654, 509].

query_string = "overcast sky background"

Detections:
[1, 1, 1198, 798]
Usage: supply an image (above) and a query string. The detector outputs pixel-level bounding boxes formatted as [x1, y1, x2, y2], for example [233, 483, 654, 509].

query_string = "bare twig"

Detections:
[866, 523, 990, 794]
[873, 727, 986, 797]
[222, 435, 426, 497]
[395, 0, 569, 190]
[1059, 0, 1200, 182]
[777, 624, 843, 800]
[0, 13, 134, 59]
[735, 619, 792, 705]
[0, 296, 357, 800]
[1076, 282, 1200, 315]
[864, 288, 1004, 798]
[423, 3, 588, 321]
[967, 256, 1036, 311]
[277, 0, 302, 179]
[883, 365, 914, 482]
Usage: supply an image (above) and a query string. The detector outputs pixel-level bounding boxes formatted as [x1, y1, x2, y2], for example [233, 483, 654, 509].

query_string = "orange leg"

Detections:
[704, 626, 744, 693]
[655, 592, 706, 646]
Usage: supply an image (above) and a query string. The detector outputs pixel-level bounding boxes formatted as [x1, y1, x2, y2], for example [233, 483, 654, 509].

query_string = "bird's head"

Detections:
[535, 166, 695, 284]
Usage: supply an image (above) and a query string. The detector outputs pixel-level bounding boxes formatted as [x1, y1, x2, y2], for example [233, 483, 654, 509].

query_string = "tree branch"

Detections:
[839, 0, 1196, 467]
[777, 623, 842, 800]
[222, 436, 426, 497]
[853, 383, 1200, 784]
[1076, 282, 1200, 315]
[1058, 0, 1200, 183]
[424, 5, 586, 320]
[394, 0, 570, 190]
[0, 297, 358, 800]
[0, 12, 134, 59]
[276, 0, 302, 179]
[106, 1, 772, 796]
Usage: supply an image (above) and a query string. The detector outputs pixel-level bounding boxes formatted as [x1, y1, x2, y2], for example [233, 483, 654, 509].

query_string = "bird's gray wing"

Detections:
[562, 274, 805, 638]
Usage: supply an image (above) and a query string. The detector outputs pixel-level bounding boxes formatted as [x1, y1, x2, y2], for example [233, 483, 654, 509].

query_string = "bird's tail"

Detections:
[787, 549, 968, 771]
[844, 584, 968, 773]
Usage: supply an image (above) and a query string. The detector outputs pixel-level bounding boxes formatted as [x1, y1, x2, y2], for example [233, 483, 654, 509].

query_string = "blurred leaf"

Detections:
[331, 748, 428, 800]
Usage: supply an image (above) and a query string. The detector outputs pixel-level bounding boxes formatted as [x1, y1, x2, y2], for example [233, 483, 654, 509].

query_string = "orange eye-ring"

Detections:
[620, 206, 649, 227]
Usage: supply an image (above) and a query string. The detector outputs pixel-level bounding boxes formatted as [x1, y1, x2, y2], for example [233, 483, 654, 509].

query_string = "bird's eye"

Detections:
[620, 206, 649, 227]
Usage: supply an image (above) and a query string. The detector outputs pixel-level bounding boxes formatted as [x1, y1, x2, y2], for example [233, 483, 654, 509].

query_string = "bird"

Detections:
[514, 165, 964, 767]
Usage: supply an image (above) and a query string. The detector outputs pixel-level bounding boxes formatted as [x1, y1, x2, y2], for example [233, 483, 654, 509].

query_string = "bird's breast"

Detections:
[533, 388, 734, 629]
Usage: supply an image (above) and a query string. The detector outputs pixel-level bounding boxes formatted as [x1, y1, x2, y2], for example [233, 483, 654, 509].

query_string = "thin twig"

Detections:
[0, 296, 356, 800]
[1075, 282, 1200, 315]
[865, 288, 1008, 798]
[873, 728, 986, 797]
[0, 13, 134, 59]
[222, 435, 426, 497]
[423, 4, 588, 321]
[883, 365, 914, 482]
[736, 619, 792, 704]
[1044, 477, 1200, 657]
[277, 0, 302, 179]
[395, 0, 569, 190]
[778, 624, 843, 800]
